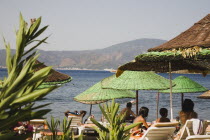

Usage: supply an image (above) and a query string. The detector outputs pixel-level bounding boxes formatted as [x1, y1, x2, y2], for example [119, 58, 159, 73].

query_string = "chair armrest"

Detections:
[186, 135, 210, 140]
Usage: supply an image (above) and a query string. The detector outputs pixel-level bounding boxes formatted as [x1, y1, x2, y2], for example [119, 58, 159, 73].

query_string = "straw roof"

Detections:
[117, 49, 210, 76]
[160, 76, 208, 93]
[148, 14, 210, 52]
[136, 49, 210, 62]
[117, 60, 210, 76]
[35, 60, 71, 84]
[197, 90, 210, 99]
[102, 71, 173, 90]
[74, 82, 135, 104]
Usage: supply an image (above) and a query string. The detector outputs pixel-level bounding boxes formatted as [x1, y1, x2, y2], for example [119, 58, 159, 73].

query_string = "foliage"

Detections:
[90, 99, 141, 140]
[45, 116, 75, 140]
[0, 13, 57, 135]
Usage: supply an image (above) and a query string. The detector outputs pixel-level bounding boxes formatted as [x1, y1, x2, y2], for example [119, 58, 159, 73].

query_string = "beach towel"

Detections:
[192, 119, 203, 135]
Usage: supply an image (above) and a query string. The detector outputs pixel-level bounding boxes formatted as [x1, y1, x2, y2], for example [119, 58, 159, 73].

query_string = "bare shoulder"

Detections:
[134, 116, 144, 122]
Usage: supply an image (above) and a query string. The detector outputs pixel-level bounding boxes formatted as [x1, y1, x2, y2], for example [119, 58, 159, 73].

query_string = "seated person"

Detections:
[174, 99, 198, 140]
[155, 108, 170, 123]
[132, 107, 150, 131]
[24, 121, 33, 133]
[65, 110, 87, 123]
[64, 110, 81, 117]
[120, 102, 136, 122]
[179, 99, 198, 126]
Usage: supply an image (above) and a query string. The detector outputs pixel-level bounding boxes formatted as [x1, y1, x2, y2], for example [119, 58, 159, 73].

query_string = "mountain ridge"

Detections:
[0, 38, 166, 69]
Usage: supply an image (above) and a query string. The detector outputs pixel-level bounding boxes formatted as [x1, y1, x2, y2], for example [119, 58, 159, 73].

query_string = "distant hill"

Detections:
[0, 38, 166, 70]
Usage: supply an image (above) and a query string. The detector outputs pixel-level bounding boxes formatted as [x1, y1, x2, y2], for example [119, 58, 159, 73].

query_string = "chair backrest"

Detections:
[204, 120, 210, 135]
[179, 119, 208, 140]
[153, 122, 179, 127]
[30, 119, 46, 129]
[68, 116, 82, 128]
[140, 127, 176, 140]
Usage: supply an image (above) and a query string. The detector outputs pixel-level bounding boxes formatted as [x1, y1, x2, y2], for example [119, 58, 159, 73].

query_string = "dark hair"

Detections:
[182, 99, 194, 112]
[80, 110, 87, 117]
[160, 108, 168, 117]
[139, 107, 149, 118]
[64, 110, 70, 117]
[126, 102, 132, 108]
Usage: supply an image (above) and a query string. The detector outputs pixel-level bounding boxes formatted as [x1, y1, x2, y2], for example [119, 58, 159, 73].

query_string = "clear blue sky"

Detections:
[0, 0, 210, 51]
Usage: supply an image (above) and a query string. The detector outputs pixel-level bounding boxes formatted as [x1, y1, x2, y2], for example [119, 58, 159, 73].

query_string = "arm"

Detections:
[142, 118, 149, 129]
[131, 110, 136, 117]
[120, 108, 126, 115]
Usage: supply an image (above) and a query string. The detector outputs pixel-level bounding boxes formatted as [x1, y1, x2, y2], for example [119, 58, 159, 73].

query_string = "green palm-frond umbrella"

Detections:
[74, 82, 135, 115]
[101, 71, 173, 115]
[160, 76, 208, 106]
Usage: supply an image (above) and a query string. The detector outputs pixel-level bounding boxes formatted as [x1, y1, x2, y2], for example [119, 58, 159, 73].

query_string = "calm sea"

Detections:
[0, 69, 210, 122]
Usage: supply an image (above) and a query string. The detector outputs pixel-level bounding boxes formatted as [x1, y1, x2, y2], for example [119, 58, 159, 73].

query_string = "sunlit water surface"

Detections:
[1, 69, 210, 122]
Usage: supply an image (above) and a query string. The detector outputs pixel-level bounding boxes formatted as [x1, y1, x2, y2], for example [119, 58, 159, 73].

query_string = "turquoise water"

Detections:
[0, 69, 210, 122]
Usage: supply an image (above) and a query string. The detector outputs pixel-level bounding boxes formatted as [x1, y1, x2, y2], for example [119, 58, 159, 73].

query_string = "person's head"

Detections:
[64, 110, 70, 117]
[139, 107, 149, 118]
[80, 110, 87, 117]
[126, 102, 132, 108]
[182, 99, 194, 112]
[159, 108, 168, 117]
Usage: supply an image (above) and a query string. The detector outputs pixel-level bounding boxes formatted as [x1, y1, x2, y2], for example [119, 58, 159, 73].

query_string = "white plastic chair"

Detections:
[178, 119, 210, 140]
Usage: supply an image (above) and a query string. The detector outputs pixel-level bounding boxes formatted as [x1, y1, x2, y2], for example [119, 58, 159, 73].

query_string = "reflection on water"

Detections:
[1, 69, 210, 121]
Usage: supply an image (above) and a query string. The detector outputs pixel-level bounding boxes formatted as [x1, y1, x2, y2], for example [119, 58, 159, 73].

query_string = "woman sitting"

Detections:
[132, 107, 150, 131]
[174, 99, 198, 140]
[179, 99, 197, 126]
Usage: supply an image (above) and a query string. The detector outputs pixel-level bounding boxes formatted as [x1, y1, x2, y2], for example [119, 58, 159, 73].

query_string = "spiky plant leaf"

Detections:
[0, 14, 62, 133]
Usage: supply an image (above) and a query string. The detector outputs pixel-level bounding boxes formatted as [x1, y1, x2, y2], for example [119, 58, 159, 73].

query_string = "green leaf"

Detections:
[28, 25, 48, 41]
[27, 66, 52, 84]
[27, 17, 41, 37]
[90, 118, 109, 132]
[0, 111, 31, 130]
[11, 86, 57, 105]
[0, 92, 17, 110]
[23, 36, 48, 56]
[30, 109, 51, 119]
[124, 122, 142, 132]
[31, 103, 52, 110]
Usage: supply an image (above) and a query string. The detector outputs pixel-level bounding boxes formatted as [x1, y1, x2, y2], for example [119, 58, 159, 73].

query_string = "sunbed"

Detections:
[68, 116, 82, 134]
[130, 122, 178, 140]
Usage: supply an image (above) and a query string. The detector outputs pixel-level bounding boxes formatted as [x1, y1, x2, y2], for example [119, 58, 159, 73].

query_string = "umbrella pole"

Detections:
[136, 90, 138, 115]
[156, 92, 160, 120]
[169, 62, 173, 121]
[181, 93, 184, 107]
[89, 104, 92, 116]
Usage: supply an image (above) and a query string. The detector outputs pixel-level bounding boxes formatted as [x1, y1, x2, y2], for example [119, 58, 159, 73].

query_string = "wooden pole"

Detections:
[136, 90, 139, 115]
[89, 104, 92, 116]
[156, 92, 160, 120]
[181, 93, 184, 107]
[169, 62, 173, 121]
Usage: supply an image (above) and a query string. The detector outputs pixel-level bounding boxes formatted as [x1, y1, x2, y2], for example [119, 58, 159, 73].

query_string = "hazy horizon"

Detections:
[0, 0, 210, 51]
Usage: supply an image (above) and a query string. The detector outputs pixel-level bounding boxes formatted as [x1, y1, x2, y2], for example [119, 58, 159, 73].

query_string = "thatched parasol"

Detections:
[35, 60, 71, 88]
[101, 71, 173, 115]
[148, 14, 210, 53]
[117, 53, 210, 120]
[74, 81, 135, 115]
[197, 90, 210, 99]
[116, 14, 210, 120]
